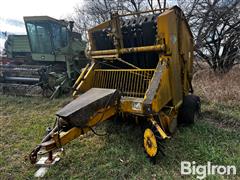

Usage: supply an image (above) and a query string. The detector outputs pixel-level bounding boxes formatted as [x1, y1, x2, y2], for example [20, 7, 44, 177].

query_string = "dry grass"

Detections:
[192, 65, 240, 105]
[192, 64, 240, 131]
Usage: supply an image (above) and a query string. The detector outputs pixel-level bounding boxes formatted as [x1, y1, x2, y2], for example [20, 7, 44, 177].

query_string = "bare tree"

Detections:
[147, 0, 166, 12]
[69, 0, 168, 39]
[69, 0, 125, 39]
[178, 0, 240, 72]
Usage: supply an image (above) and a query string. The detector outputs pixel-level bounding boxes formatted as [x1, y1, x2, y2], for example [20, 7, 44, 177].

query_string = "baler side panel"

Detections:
[143, 60, 172, 113]
[152, 60, 172, 112]
[157, 9, 183, 106]
[179, 18, 194, 95]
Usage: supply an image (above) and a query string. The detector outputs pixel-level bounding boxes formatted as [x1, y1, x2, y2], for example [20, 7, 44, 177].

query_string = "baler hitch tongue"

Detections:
[29, 145, 41, 164]
[29, 88, 120, 165]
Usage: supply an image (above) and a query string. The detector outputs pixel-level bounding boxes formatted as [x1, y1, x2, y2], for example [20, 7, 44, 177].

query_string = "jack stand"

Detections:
[34, 149, 63, 177]
[36, 151, 60, 166]
[45, 151, 53, 164]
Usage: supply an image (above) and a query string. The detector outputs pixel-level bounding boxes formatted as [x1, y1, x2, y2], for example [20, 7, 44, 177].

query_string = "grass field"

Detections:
[0, 68, 239, 179]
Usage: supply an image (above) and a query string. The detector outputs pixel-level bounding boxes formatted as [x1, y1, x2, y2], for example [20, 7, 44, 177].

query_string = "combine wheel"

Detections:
[42, 88, 54, 98]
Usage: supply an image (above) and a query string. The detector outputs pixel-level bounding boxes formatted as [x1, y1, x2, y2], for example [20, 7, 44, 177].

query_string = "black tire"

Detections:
[177, 95, 200, 125]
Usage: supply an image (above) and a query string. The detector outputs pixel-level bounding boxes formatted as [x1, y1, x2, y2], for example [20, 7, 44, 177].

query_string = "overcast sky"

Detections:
[0, 0, 83, 50]
[0, 0, 83, 35]
[0, 0, 177, 50]
[0, 0, 178, 34]
[1, 0, 83, 20]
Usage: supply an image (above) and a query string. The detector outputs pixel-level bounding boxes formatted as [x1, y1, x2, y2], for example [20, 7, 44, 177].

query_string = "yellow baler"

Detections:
[29, 6, 200, 164]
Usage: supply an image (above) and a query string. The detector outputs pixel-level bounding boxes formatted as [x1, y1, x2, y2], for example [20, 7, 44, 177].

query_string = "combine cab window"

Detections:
[26, 21, 68, 53]
[26, 22, 53, 53]
[51, 23, 68, 50]
[61, 27, 68, 47]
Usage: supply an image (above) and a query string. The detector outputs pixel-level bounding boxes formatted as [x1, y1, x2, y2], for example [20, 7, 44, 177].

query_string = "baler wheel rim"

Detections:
[143, 128, 158, 157]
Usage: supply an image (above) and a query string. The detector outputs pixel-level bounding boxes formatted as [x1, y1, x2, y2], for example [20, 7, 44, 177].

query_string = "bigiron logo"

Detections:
[181, 161, 237, 179]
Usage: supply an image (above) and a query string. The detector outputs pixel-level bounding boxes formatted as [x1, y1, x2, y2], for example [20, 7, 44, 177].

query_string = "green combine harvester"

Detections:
[0, 16, 88, 98]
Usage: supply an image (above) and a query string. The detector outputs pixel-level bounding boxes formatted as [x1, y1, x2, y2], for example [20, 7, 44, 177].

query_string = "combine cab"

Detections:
[29, 6, 200, 166]
[0, 16, 88, 97]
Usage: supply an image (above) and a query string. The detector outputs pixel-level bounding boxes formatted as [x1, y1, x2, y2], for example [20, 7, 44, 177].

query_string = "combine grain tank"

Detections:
[4, 35, 31, 61]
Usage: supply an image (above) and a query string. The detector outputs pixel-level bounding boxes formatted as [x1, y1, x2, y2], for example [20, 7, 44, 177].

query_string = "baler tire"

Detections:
[177, 95, 200, 125]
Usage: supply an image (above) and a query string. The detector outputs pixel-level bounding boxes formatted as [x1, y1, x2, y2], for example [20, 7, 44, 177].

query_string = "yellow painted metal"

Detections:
[53, 127, 83, 147]
[149, 118, 169, 139]
[33, 7, 194, 161]
[73, 63, 97, 96]
[144, 58, 172, 113]
[158, 108, 178, 134]
[88, 21, 111, 33]
[90, 44, 165, 57]
[116, 58, 141, 69]
[41, 106, 118, 152]
[70, 6, 192, 147]
[86, 7, 193, 112]
[143, 128, 158, 157]
[152, 57, 172, 112]
[157, 10, 182, 106]
[111, 13, 124, 50]
[88, 20, 112, 51]
[41, 127, 83, 151]
[159, 112, 169, 131]
[93, 69, 154, 98]
[86, 106, 117, 127]
[91, 54, 118, 59]
[72, 63, 90, 90]
[119, 8, 168, 17]
[41, 127, 93, 152]
[120, 97, 144, 114]
[157, 7, 193, 106]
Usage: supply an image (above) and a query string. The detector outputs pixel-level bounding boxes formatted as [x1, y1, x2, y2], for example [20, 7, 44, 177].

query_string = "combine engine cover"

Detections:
[4, 35, 31, 61]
